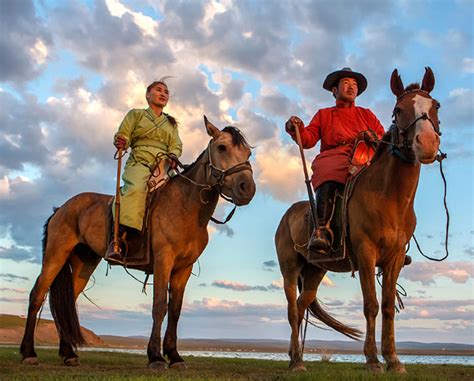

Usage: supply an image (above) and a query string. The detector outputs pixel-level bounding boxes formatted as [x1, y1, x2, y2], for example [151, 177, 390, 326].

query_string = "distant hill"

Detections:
[2, 315, 472, 355]
[0, 314, 103, 346]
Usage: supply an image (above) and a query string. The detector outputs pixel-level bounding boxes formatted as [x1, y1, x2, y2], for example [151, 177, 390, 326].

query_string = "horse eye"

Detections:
[217, 144, 227, 152]
[394, 107, 401, 114]
[435, 102, 441, 110]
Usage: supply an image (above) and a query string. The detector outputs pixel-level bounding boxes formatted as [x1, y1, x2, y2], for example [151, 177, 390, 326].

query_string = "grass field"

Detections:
[1, 347, 473, 381]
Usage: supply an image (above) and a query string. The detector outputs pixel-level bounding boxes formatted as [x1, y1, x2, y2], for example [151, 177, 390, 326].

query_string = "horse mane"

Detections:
[404, 83, 420, 91]
[178, 126, 251, 177]
[222, 126, 252, 148]
[370, 130, 392, 163]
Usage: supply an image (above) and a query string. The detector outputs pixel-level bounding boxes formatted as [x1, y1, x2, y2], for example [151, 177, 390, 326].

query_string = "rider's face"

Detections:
[147, 83, 169, 108]
[333, 77, 358, 102]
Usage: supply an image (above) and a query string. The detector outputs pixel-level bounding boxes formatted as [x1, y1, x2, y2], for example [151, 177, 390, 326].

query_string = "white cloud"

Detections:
[462, 58, 474, 73]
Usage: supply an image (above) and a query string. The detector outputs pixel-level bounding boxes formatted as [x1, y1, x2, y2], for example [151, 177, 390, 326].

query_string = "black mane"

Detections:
[222, 126, 251, 148]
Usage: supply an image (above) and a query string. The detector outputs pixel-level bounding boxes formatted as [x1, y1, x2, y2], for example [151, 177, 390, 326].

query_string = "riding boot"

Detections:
[307, 181, 342, 255]
[105, 225, 127, 264]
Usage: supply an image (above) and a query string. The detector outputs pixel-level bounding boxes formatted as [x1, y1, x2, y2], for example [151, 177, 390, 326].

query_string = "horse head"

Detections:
[203, 116, 256, 206]
[390, 67, 441, 164]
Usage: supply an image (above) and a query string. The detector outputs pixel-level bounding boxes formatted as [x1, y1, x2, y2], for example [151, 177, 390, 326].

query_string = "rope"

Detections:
[411, 151, 449, 262]
[376, 270, 407, 313]
[301, 308, 309, 354]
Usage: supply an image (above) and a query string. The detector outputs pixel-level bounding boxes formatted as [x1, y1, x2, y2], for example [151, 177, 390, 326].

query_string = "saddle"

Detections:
[106, 159, 172, 271]
[303, 134, 376, 265]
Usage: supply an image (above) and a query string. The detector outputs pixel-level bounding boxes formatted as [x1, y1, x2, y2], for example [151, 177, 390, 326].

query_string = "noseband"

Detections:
[389, 90, 441, 160]
[206, 142, 253, 198]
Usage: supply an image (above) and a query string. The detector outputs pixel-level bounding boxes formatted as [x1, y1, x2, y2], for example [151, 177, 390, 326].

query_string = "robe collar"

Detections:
[335, 99, 355, 109]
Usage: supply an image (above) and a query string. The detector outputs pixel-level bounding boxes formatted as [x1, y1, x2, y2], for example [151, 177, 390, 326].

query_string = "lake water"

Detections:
[79, 347, 474, 366]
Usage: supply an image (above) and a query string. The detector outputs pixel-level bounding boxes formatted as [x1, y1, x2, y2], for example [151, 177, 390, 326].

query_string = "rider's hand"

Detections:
[114, 136, 127, 150]
[285, 116, 304, 133]
[168, 154, 178, 169]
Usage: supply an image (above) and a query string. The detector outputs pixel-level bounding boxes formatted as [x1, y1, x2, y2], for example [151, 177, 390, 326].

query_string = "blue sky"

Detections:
[0, 0, 473, 344]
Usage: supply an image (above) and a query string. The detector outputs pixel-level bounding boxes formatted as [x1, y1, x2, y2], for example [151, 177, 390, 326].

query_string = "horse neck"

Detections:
[369, 148, 421, 207]
[163, 153, 220, 224]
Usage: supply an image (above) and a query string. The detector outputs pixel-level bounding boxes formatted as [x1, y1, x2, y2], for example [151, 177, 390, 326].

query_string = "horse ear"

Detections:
[204, 115, 220, 138]
[390, 69, 404, 97]
[421, 66, 435, 93]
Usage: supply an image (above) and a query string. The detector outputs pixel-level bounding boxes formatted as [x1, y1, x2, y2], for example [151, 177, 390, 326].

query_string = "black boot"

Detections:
[105, 225, 127, 264]
[307, 182, 343, 256]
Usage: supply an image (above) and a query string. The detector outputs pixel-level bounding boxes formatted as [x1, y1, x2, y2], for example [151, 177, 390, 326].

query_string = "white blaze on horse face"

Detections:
[412, 94, 439, 162]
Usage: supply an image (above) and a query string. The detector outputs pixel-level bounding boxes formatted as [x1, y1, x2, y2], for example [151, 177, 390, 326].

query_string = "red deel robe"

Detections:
[288, 100, 385, 190]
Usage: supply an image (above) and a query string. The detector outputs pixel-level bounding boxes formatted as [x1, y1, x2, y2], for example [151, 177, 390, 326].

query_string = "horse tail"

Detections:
[49, 259, 86, 347]
[307, 298, 363, 341]
[44, 208, 86, 347]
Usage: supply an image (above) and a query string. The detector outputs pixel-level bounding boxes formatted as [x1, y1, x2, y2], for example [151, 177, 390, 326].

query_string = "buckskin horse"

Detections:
[275, 68, 441, 373]
[20, 117, 256, 369]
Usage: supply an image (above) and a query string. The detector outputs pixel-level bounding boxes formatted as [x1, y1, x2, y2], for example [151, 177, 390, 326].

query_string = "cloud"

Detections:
[211, 279, 282, 292]
[262, 260, 277, 272]
[0, 273, 30, 283]
[0, 0, 52, 83]
[400, 261, 474, 285]
[253, 139, 309, 202]
[0, 287, 28, 294]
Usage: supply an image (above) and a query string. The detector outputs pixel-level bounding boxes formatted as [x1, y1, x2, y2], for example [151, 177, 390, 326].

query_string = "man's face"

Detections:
[333, 77, 358, 102]
[147, 83, 169, 108]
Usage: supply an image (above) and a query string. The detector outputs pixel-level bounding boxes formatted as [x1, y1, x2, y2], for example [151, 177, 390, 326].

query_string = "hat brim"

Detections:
[323, 70, 368, 95]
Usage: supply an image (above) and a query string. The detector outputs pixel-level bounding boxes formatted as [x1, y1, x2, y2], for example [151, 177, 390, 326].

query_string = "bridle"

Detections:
[388, 89, 441, 161]
[172, 140, 253, 224]
[206, 141, 253, 197]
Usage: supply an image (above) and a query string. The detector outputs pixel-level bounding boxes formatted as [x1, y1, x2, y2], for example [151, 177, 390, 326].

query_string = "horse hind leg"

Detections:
[20, 247, 73, 365]
[57, 245, 101, 366]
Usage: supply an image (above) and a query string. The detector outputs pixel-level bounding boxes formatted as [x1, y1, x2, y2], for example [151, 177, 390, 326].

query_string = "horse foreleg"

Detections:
[358, 246, 383, 374]
[163, 264, 193, 368]
[58, 251, 101, 366]
[381, 259, 406, 373]
[20, 255, 71, 365]
[147, 258, 173, 370]
[284, 278, 305, 371]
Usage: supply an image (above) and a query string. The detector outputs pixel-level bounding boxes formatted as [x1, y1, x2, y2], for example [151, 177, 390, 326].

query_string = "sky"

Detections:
[0, 0, 473, 345]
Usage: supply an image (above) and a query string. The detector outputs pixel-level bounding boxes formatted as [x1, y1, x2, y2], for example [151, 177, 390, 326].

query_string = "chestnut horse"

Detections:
[20, 117, 256, 369]
[276, 68, 441, 373]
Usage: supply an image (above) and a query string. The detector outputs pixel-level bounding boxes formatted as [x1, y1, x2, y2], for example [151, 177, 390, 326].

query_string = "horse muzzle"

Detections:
[225, 174, 256, 206]
[413, 126, 440, 164]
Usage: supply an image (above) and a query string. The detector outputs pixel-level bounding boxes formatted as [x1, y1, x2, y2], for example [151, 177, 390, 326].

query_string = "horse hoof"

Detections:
[169, 361, 187, 369]
[291, 362, 306, 372]
[366, 362, 384, 374]
[64, 357, 80, 366]
[22, 357, 39, 366]
[388, 362, 406, 373]
[148, 361, 167, 370]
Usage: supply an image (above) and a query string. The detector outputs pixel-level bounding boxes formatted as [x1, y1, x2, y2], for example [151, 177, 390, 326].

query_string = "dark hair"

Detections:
[146, 77, 178, 127]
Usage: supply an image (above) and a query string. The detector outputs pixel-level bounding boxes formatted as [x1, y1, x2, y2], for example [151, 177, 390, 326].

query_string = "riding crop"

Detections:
[293, 123, 319, 230]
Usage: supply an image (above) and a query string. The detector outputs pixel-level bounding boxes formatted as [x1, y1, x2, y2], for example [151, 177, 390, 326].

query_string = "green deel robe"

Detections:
[112, 107, 182, 231]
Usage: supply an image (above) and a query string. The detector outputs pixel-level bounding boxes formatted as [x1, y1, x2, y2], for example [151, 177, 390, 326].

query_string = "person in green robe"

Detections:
[106, 79, 182, 263]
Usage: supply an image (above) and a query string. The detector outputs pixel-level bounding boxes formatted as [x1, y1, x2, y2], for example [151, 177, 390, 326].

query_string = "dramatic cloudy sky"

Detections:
[1, 0, 473, 345]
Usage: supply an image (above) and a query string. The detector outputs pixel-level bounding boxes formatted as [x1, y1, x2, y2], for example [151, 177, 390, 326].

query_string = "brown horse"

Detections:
[276, 68, 441, 373]
[20, 117, 256, 369]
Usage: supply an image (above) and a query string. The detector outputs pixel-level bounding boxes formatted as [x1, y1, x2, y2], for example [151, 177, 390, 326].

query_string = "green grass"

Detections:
[1, 347, 473, 381]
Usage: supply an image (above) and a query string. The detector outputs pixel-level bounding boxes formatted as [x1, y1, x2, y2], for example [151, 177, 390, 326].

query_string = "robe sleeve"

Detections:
[287, 111, 321, 149]
[367, 110, 385, 138]
[114, 109, 140, 149]
[167, 125, 183, 158]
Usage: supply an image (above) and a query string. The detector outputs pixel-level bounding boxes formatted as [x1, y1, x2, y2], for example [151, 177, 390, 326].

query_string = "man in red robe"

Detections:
[286, 68, 384, 257]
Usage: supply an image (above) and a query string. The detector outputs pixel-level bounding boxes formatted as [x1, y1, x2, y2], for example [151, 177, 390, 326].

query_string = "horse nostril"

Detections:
[415, 135, 421, 144]
[240, 181, 247, 193]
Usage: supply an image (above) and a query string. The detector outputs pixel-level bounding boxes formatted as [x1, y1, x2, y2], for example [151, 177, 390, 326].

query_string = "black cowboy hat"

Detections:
[323, 67, 368, 95]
